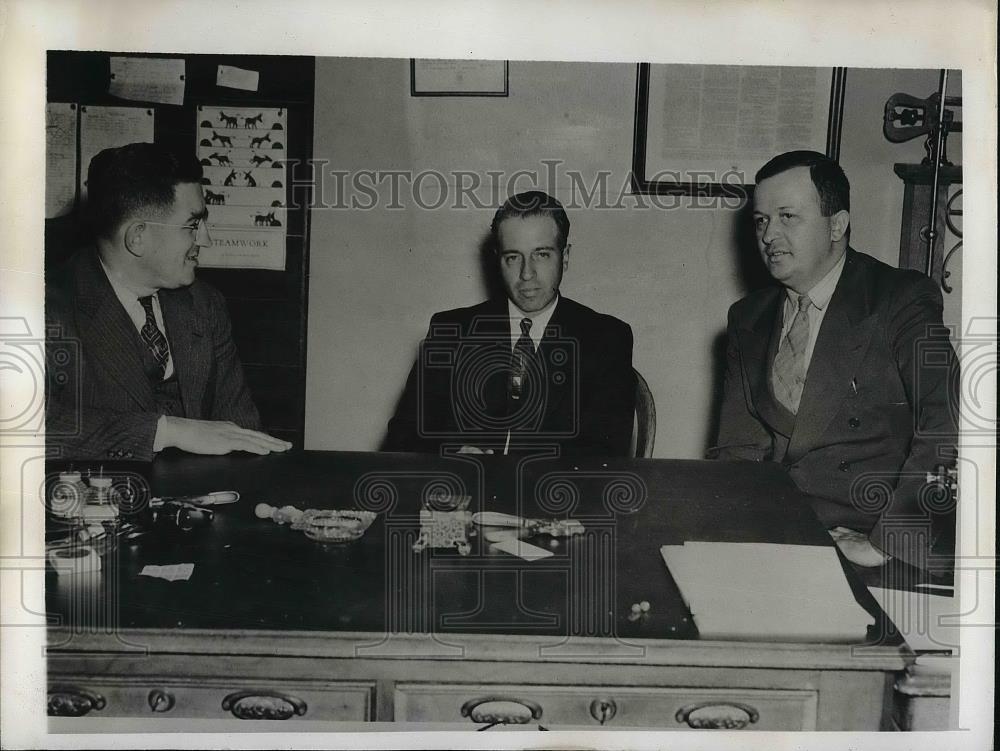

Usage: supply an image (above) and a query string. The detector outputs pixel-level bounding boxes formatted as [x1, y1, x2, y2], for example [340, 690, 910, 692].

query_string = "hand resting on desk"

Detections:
[829, 526, 891, 567]
[153, 416, 292, 456]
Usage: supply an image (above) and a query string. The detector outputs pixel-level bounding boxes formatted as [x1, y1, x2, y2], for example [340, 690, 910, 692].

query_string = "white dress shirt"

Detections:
[99, 258, 175, 379]
[507, 294, 559, 352]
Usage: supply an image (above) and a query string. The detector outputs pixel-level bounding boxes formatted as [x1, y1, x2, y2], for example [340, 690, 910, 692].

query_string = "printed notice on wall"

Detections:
[196, 106, 288, 270]
[79, 105, 155, 199]
[46, 103, 78, 218]
[644, 65, 832, 184]
[109, 56, 185, 105]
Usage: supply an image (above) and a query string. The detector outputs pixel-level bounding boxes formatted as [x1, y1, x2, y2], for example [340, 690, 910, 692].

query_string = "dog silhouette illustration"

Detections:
[250, 132, 271, 149]
[205, 190, 225, 205]
[250, 154, 273, 167]
[208, 152, 232, 166]
[245, 113, 264, 128]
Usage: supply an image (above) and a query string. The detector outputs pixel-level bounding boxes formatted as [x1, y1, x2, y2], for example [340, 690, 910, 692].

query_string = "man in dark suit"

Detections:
[46, 143, 291, 461]
[714, 151, 958, 570]
[385, 191, 635, 457]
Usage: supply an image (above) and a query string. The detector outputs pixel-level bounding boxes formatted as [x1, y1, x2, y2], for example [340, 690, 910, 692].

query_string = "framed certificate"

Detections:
[410, 59, 509, 97]
[631, 63, 847, 198]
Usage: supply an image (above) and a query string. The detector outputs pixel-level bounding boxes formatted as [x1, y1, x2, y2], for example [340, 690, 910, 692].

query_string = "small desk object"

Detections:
[47, 451, 910, 731]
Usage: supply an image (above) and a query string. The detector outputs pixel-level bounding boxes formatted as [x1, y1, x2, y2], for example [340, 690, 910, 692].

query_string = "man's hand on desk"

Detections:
[154, 416, 293, 456]
[829, 526, 891, 567]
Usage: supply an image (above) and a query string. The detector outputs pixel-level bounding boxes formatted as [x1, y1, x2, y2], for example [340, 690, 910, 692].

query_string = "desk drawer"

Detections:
[395, 683, 817, 730]
[49, 678, 374, 721]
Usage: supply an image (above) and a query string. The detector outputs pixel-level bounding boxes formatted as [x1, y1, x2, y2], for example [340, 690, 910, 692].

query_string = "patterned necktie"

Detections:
[772, 293, 812, 414]
[137, 295, 170, 380]
[509, 317, 535, 401]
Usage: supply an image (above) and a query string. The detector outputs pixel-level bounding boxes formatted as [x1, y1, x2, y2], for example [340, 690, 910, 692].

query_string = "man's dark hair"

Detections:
[490, 190, 570, 252]
[86, 142, 203, 240]
[755, 150, 850, 216]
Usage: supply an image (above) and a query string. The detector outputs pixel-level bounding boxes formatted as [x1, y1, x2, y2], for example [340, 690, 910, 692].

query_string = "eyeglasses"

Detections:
[140, 217, 209, 237]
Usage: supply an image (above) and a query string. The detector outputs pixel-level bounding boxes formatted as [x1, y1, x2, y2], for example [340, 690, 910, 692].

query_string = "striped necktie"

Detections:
[509, 317, 535, 402]
[772, 293, 812, 414]
[137, 295, 170, 380]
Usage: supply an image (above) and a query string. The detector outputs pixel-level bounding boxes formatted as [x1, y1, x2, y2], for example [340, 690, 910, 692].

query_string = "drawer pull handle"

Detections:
[460, 696, 543, 728]
[147, 689, 175, 713]
[589, 697, 618, 725]
[47, 686, 106, 717]
[676, 701, 760, 729]
[221, 691, 307, 720]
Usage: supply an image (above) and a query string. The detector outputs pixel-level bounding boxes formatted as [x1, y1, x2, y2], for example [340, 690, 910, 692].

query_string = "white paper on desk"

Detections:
[140, 564, 194, 582]
[109, 56, 185, 105]
[868, 586, 960, 652]
[661, 542, 873, 642]
[492, 538, 553, 561]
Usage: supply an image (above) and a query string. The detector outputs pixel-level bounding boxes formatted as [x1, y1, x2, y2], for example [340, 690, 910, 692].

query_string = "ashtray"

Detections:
[291, 509, 376, 543]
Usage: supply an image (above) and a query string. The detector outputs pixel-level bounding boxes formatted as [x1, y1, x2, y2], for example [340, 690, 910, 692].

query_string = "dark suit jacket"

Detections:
[384, 296, 636, 457]
[46, 249, 261, 461]
[715, 249, 958, 568]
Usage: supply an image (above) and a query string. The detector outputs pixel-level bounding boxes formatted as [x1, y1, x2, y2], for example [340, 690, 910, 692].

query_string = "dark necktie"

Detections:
[772, 292, 812, 413]
[137, 295, 170, 380]
[509, 317, 535, 402]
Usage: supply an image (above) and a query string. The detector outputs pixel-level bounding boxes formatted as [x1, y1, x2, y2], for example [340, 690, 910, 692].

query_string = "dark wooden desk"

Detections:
[47, 451, 910, 731]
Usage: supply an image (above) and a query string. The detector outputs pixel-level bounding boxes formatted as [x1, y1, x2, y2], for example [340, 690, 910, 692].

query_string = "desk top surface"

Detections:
[46, 451, 893, 645]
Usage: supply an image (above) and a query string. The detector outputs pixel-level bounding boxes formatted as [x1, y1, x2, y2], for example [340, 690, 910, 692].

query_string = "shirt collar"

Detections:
[98, 255, 158, 317]
[99, 255, 156, 301]
[786, 251, 846, 312]
[508, 293, 560, 334]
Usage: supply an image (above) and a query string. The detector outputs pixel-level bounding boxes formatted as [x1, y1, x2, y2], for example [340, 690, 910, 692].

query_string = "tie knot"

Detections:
[519, 317, 532, 336]
[796, 293, 812, 313]
[138, 295, 155, 315]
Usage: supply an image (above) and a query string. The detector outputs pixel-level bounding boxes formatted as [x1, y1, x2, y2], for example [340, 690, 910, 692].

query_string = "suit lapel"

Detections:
[786, 250, 878, 460]
[75, 252, 153, 409]
[160, 287, 209, 416]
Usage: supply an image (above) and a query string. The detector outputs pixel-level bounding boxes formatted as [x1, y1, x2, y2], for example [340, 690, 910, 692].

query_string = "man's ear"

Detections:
[123, 221, 146, 257]
[829, 210, 850, 243]
[562, 243, 571, 270]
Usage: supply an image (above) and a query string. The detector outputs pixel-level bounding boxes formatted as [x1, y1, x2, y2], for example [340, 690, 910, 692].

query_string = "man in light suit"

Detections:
[46, 143, 291, 461]
[384, 191, 635, 457]
[714, 151, 958, 570]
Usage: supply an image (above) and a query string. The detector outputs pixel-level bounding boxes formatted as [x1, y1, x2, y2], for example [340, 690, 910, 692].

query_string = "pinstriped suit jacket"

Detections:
[714, 249, 959, 568]
[46, 249, 261, 461]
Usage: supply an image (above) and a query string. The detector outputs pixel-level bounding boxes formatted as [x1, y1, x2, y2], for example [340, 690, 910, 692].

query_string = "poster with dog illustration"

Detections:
[196, 105, 287, 269]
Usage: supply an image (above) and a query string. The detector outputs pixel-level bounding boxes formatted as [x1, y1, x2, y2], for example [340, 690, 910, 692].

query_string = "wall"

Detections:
[305, 59, 960, 457]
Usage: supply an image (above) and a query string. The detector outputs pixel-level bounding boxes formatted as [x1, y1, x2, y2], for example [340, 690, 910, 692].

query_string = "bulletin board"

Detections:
[44, 52, 316, 446]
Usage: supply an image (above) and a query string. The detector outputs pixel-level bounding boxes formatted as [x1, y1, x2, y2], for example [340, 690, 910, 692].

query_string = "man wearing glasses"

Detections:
[46, 142, 291, 460]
